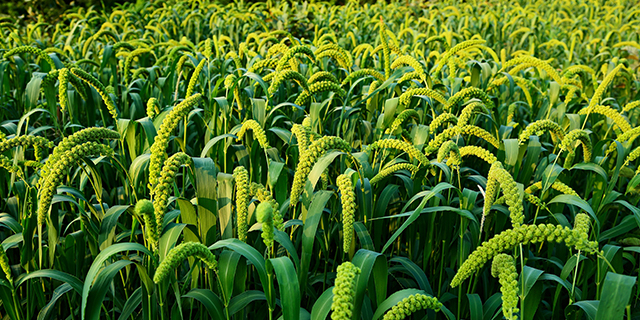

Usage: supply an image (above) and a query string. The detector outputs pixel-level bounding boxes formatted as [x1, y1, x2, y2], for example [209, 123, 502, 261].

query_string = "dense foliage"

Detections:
[0, 0, 639, 319]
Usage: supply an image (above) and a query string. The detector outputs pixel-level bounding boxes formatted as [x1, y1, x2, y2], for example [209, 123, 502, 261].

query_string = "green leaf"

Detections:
[595, 272, 636, 320]
[16, 269, 83, 294]
[81, 243, 152, 320]
[25, 75, 43, 110]
[299, 191, 333, 293]
[570, 163, 608, 182]
[268, 257, 300, 320]
[193, 157, 218, 246]
[0, 284, 18, 320]
[521, 266, 544, 298]
[614, 200, 640, 229]
[274, 230, 300, 270]
[200, 134, 235, 158]
[540, 163, 563, 193]
[38, 283, 74, 320]
[183, 289, 225, 319]
[217, 173, 234, 239]
[310, 287, 333, 320]
[571, 301, 598, 320]
[85, 260, 134, 320]
[502, 138, 520, 166]
[307, 151, 346, 191]
[210, 239, 271, 308]
[548, 194, 599, 229]
[98, 205, 130, 250]
[467, 294, 483, 320]
[158, 223, 186, 260]
[381, 182, 456, 253]
[352, 249, 387, 318]
[218, 250, 241, 305]
[117, 287, 142, 320]
[390, 257, 433, 294]
[228, 290, 267, 315]
[353, 222, 375, 251]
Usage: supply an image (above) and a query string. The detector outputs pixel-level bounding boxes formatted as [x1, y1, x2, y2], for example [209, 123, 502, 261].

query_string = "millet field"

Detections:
[0, 0, 639, 319]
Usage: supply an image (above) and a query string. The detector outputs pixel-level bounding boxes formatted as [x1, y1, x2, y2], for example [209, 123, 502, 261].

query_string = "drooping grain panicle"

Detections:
[58, 68, 70, 112]
[524, 181, 579, 197]
[391, 55, 426, 82]
[268, 70, 308, 95]
[433, 39, 486, 76]
[399, 87, 447, 109]
[429, 112, 458, 134]
[294, 81, 346, 106]
[500, 55, 563, 85]
[315, 43, 352, 68]
[124, 48, 152, 82]
[559, 129, 592, 167]
[203, 38, 213, 60]
[248, 58, 278, 73]
[39, 127, 119, 188]
[233, 166, 250, 242]
[459, 146, 497, 164]
[148, 94, 202, 190]
[587, 64, 623, 109]
[185, 58, 206, 97]
[341, 69, 385, 85]
[577, 105, 631, 133]
[0, 155, 24, 178]
[491, 254, 519, 320]
[146, 97, 160, 119]
[0, 135, 54, 155]
[153, 242, 217, 283]
[70, 68, 119, 122]
[291, 124, 311, 155]
[457, 101, 489, 127]
[445, 87, 495, 112]
[0, 245, 12, 285]
[275, 45, 315, 72]
[330, 262, 361, 320]
[37, 142, 114, 226]
[482, 161, 524, 228]
[308, 71, 339, 85]
[623, 146, 640, 169]
[250, 182, 283, 231]
[236, 119, 270, 149]
[426, 125, 498, 156]
[386, 109, 420, 134]
[316, 49, 351, 69]
[367, 138, 429, 166]
[370, 163, 418, 185]
[622, 100, 640, 113]
[518, 119, 565, 145]
[451, 223, 598, 287]
[3, 46, 57, 70]
[382, 294, 442, 320]
[290, 136, 351, 207]
[336, 174, 355, 253]
[379, 17, 391, 79]
[151, 152, 192, 245]
[255, 202, 274, 249]
[135, 199, 157, 248]
[437, 140, 461, 169]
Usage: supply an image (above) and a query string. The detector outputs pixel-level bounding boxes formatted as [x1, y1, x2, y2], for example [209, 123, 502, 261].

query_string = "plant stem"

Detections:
[570, 250, 581, 304]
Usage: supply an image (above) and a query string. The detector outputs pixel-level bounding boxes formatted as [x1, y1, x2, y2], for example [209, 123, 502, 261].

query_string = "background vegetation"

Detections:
[0, 0, 638, 319]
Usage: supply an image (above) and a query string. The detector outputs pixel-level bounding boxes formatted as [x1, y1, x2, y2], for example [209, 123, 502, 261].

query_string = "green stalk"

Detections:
[437, 239, 445, 297]
[570, 250, 581, 304]
[520, 243, 525, 319]
[457, 216, 464, 320]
